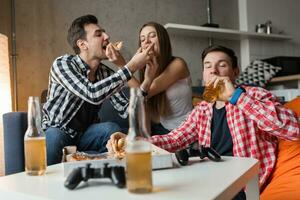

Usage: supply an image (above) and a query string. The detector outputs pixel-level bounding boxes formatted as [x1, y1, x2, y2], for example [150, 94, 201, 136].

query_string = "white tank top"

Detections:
[160, 77, 193, 130]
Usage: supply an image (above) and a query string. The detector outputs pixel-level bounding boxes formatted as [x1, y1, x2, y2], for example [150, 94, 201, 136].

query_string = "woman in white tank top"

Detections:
[137, 22, 193, 135]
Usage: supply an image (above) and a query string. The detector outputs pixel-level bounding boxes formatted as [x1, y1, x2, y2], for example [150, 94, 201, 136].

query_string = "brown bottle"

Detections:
[24, 96, 47, 175]
[126, 88, 152, 193]
[202, 81, 224, 103]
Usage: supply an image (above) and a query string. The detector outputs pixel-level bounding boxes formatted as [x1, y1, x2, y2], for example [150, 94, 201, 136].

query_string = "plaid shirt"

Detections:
[42, 54, 131, 137]
[150, 86, 300, 188]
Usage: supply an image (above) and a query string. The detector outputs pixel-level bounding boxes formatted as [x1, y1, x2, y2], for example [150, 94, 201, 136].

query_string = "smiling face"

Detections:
[80, 23, 110, 60]
[139, 25, 160, 56]
[202, 51, 239, 85]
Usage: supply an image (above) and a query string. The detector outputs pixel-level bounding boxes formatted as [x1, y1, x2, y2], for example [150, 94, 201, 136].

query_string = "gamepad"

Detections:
[175, 143, 221, 166]
[64, 163, 126, 190]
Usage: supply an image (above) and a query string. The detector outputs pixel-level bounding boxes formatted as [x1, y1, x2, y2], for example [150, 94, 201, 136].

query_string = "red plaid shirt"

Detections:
[150, 86, 300, 188]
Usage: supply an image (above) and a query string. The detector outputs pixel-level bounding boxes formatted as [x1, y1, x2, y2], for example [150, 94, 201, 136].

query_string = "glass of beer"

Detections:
[24, 137, 47, 175]
[126, 140, 152, 193]
[202, 81, 224, 103]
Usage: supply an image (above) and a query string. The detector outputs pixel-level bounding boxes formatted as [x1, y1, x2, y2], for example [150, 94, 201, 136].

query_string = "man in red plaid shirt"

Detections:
[108, 45, 300, 194]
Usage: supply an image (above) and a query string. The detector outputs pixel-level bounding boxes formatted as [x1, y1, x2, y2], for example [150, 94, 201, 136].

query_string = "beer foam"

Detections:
[126, 140, 152, 153]
[24, 137, 45, 141]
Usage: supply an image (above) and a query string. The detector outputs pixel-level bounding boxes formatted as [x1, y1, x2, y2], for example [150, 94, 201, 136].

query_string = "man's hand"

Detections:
[126, 43, 155, 73]
[105, 43, 126, 67]
[106, 132, 127, 159]
[207, 75, 236, 102]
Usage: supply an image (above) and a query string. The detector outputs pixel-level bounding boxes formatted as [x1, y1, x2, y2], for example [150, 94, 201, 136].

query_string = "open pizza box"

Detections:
[63, 144, 173, 177]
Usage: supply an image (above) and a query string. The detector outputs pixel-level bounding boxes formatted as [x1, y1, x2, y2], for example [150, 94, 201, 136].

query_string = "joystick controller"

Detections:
[175, 143, 221, 166]
[64, 163, 126, 190]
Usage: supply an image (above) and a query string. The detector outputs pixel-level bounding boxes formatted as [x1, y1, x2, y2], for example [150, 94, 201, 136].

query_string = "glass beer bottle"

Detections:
[24, 96, 47, 175]
[126, 88, 152, 193]
[202, 81, 224, 103]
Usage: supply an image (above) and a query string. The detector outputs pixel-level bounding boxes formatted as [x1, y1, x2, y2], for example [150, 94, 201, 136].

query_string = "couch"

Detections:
[2, 88, 129, 175]
[3, 86, 204, 175]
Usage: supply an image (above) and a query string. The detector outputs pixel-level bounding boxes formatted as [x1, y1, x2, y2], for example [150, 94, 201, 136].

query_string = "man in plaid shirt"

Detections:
[42, 15, 154, 165]
[108, 45, 300, 197]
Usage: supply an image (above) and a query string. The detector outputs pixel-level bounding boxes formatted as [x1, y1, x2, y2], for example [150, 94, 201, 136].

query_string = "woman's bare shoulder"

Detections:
[167, 57, 189, 77]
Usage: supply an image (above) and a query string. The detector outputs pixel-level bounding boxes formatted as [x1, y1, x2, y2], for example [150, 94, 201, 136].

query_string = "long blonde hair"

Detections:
[139, 22, 174, 122]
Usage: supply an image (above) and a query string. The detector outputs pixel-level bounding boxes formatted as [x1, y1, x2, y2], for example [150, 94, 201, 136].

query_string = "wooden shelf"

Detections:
[164, 23, 292, 41]
[270, 74, 300, 83]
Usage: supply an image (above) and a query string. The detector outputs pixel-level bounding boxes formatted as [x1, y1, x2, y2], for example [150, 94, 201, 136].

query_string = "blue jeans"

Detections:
[45, 122, 121, 165]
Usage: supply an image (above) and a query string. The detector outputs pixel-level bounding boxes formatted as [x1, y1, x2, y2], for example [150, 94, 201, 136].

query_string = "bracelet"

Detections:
[229, 86, 246, 105]
[140, 86, 148, 97]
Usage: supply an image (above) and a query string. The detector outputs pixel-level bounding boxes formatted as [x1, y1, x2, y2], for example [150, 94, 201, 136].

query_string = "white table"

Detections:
[0, 156, 259, 200]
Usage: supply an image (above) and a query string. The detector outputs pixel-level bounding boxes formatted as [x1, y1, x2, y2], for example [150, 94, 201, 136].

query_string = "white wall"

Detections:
[14, 0, 241, 109]
[246, 0, 300, 61]
[169, 0, 240, 86]
[11, 0, 300, 110]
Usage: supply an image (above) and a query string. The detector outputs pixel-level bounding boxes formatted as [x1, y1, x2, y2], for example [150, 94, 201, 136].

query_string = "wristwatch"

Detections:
[229, 86, 246, 105]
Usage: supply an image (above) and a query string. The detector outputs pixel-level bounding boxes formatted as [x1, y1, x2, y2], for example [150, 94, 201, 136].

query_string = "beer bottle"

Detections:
[126, 88, 152, 193]
[24, 96, 47, 175]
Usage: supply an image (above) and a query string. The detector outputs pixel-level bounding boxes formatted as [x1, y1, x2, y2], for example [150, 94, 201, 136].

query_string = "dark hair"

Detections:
[201, 45, 238, 69]
[139, 22, 173, 119]
[67, 14, 98, 54]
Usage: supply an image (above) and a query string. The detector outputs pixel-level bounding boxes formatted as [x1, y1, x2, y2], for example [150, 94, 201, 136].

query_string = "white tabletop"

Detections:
[0, 156, 259, 200]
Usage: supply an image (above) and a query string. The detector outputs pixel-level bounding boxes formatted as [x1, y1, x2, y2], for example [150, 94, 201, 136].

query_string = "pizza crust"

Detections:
[112, 41, 123, 50]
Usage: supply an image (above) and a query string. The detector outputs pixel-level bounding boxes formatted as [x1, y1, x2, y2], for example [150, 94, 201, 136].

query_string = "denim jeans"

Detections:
[45, 122, 121, 165]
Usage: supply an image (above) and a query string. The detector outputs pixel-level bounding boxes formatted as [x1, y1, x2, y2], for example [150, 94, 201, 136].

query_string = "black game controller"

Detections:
[64, 163, 126, 190]
[175, 143, 221, 166]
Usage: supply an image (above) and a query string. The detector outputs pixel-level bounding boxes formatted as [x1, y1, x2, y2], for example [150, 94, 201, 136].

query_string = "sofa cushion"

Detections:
[98, 87, 129, 133]
[260, 97, 300, 200]
[236, 60, 281, 87]
[3, 112, 27, 175]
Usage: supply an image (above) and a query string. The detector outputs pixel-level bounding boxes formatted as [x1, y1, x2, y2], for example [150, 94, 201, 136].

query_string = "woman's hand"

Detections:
[145, 56, 158, 81]
[105, 43, 126, 67]
[139, 56, 158, 94]
[126, 43, 155, 73]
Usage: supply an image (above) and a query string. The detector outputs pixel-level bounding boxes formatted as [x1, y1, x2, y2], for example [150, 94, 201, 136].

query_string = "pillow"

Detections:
[260, 97, 300, 200]
[236, 60, 282, 87]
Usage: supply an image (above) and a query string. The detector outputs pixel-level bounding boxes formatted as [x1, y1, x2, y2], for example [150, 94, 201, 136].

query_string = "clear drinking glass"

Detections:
[202, 81, 224, 103]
